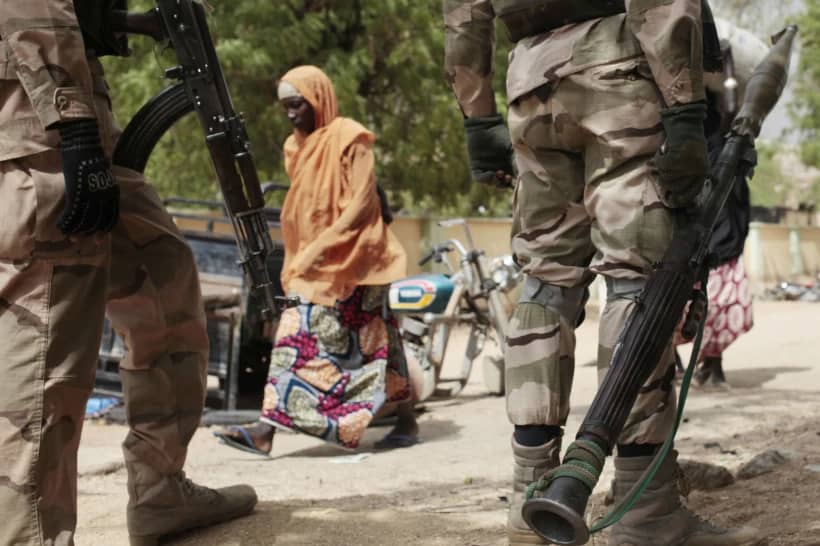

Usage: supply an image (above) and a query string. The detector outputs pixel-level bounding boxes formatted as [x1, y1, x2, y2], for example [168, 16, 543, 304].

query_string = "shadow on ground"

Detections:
[275, 418, 463, 459]
[722, 366, 809, 389]
[168, 480, 508, 546]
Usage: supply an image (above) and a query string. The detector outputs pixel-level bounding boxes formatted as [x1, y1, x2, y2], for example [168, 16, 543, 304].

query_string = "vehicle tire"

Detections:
[237, 337, 272, 398]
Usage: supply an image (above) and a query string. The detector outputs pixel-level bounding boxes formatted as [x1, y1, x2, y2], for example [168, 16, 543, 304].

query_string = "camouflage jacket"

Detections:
[0, 0, 100, 162]
[444, 0, 707, 117]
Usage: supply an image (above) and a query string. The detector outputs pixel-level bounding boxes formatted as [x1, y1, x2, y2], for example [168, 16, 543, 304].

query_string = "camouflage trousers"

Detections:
[0, 151, 209, 545]
[504, 57, 676, 445]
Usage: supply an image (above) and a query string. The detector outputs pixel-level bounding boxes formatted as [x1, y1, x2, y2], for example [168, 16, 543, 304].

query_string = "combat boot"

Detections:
[609, 450, 761, 546]
[126, 461, 257, 546]
[508, 436, 561, 545]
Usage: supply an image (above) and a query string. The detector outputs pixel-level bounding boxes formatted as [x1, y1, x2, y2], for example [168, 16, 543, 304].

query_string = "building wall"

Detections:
[391, 217, 820, 291]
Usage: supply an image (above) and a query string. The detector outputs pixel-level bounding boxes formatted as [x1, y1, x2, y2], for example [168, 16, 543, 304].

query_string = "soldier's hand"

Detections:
[464, 115, 516, 189]
[652, 102, 708, 208]
[56, 119, 120, 235]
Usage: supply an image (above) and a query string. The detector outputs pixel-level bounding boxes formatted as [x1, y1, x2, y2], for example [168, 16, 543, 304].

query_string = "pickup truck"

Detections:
[95, 186, 288, 410]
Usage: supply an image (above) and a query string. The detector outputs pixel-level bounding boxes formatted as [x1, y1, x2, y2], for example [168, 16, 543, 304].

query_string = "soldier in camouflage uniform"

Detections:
[0, 1, 257, 544]
[444, 1, 761, 545]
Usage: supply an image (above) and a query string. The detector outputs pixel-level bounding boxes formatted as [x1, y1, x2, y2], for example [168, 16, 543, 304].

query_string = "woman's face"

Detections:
[281, 96, 316, 135]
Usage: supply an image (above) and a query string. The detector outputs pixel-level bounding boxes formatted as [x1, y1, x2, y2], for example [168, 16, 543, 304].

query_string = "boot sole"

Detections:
[129, 496, 257, 545]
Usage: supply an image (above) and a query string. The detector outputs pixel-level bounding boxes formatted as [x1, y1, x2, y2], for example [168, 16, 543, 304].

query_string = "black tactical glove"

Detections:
[464, 114, 515, 189]
[653, 102, 708, 208]
[57, 119, 120, 235]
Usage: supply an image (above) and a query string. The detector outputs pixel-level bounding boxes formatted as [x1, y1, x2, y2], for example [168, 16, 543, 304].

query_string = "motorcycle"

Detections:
[389, 218, 521, 400]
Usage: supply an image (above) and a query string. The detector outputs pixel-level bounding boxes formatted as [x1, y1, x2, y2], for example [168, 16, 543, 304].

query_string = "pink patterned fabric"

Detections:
[260, 286, 410, 448]
[675, 257, 754, 358]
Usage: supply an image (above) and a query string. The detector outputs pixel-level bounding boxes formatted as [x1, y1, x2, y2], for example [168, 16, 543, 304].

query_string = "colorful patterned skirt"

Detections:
[675, 257, 754, 359]
[260, 285, 411, 448]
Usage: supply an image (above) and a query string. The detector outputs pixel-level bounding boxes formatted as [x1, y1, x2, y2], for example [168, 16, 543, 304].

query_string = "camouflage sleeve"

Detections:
[0, 0, 96, 129]
[443, 0, 497, 118]
[625, 0, 705, 106]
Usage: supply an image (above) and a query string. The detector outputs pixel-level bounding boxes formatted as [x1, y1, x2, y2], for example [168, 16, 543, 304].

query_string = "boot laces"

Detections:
[680, 502, 725, 534]
[174, 472, 216, 500]
[674, 468, 725, 534]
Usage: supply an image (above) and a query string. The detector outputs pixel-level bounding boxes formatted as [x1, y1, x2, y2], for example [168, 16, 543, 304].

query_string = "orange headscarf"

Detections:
[278, 65, 407, 305]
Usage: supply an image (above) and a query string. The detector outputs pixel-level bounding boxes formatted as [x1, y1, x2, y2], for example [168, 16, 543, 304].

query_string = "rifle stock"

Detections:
[112, 1, 295, 319]
[521, 25, 798, 545]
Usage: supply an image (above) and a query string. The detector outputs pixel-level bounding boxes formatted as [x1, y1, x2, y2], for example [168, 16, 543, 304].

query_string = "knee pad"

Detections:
[605, 277, 646, 302]
[518, 276, 588, 327]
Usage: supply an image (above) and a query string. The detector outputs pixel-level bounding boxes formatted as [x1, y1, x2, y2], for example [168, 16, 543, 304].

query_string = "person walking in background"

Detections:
[214, 65, 420, 455]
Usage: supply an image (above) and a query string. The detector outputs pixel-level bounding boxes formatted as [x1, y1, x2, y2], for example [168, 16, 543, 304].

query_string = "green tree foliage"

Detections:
[748, 143, 788, 207]
[793, 0, 820, 169]
[771, 0, 820, 208]
[104, 0, 512, 214]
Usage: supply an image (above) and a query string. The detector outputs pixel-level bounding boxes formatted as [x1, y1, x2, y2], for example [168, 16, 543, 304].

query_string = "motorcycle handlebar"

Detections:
[418, 251, 435, 267]
[418, 244, 454, 266]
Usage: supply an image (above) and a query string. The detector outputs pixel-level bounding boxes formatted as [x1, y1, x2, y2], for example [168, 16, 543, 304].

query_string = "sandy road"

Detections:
[75, 300, 820, 545]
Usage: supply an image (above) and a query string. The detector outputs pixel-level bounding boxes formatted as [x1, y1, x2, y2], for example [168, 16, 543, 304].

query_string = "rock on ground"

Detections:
[679, 459, 734, 491]
[736, 449, 792, 480]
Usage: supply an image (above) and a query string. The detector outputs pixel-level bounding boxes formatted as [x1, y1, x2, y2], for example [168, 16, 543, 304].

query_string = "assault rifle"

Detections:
[521, 25, 798, 545]
[110, 1, 296, 319]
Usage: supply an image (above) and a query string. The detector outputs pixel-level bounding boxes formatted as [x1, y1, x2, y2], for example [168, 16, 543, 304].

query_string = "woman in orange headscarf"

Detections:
[214, 66, 419, 454]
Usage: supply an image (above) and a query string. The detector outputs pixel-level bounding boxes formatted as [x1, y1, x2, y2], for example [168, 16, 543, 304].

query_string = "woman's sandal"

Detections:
[374, 432, 422, 450]
[213, 426, 272, 457]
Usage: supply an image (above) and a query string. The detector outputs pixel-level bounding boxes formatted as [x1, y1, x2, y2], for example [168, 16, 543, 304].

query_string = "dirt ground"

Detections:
[75, 300, 820, 545]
